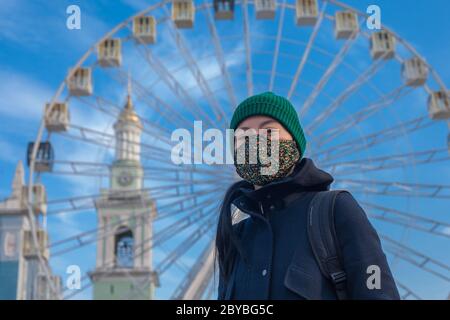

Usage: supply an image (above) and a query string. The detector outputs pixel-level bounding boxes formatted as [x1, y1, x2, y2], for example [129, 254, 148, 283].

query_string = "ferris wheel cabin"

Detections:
[27, 141, 54, 173]
[44, 102, 69, 132]
[428, 91, 450, 120]
[214, 0, 234, 20]
[67, 67, 93, 96]
[172, 0, 195, 28]
[370, 30, 396, 60]
[23, 229, 49, 260]
[401, 57, 429, 87]
[21, 183, 47, 216]
[334, 11, 359, 39]
[97, 38, 122, 67]
[255, 0, 276, 20]
[296, 0, 318, 26]
[35, 274, 61, 299]
[133, 16, 156, 44]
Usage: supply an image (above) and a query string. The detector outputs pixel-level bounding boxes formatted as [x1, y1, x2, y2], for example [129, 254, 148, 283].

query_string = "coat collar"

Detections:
[236, 157, 333, 200]
[231, 158, 334, 215]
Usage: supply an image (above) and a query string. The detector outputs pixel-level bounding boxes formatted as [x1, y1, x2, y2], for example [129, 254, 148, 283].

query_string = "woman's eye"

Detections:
[263, 128, 277, 137]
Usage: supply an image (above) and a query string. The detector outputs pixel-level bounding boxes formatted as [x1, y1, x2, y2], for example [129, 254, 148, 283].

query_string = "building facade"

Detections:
[90, 88, 158, 300]
[0, 161, 61, 300]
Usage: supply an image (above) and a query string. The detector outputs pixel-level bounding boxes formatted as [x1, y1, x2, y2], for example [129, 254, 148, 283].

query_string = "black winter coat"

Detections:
[218, 157, 400, 300]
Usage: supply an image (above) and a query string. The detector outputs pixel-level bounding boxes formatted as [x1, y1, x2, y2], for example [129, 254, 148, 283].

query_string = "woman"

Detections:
[216, 91, 400, 300]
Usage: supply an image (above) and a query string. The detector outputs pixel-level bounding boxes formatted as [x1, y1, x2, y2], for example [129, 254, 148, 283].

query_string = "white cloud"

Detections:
[50, 211, 85, 240]
[0, 70, 52, 121]
[0, 0, 109, 53]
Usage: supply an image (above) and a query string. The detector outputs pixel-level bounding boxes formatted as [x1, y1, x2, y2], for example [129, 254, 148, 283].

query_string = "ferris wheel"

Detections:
[26, 0, 450, 300]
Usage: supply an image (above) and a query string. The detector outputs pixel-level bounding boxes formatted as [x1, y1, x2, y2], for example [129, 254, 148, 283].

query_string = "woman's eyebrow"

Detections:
[259, 119, 279, 128]
[237, 120, 279, 131]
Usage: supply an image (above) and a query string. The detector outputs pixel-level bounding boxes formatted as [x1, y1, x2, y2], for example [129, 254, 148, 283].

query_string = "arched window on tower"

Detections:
[114, 226, 134, 268]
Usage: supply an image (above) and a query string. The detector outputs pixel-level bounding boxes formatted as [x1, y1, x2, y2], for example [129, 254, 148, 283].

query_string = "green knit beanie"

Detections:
[230, 91, 307, 157]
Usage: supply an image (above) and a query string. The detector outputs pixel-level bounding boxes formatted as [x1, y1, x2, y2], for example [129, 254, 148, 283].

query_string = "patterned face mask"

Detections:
[234, 133, 300, 186]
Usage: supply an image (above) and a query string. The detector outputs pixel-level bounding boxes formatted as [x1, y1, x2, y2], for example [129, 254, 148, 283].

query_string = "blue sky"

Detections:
[0, 0, 449, 299]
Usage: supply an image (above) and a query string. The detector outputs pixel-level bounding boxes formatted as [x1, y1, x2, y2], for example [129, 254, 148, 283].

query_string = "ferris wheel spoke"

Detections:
[103, 67, 235, 166]
[145, 49, 232, 95]
[253, 32, 383, 96]
[287, 1, 328, 100]
[312, 84, 412, 148]
[253, 68, 338, 104]
[300, 18, 364, 117]
[59, 124, 171, 164]
[395, 281, 422, 300]
[75, 95, 172, 143]
[312, 115, 435, 162]
[153, 204, 218, 248]
[157, 221, 215, 295]
[100, 65, 195, 132]
[250, 45, 379, 111]
[143, 172, 234, 184]
[55, 186, 221, 246]
[60, 121, 233, 175]
[325, 0, 447, 103]
[145, 176, 233, 186]
[160, 243, 191, 273]
[47, 159, 233, 181]
[140, 151, 235, 177]
[202, 0, 238, 110]
[122, 214, 217, 300]
[362, 201, 450, 239]
[51, 193, 220, 257]
[171, 240, 214, 300]
[305, 58, 387, 132]
[269, 0, 287, 92]
[156, 218, 216, 275]
[204, 278, 216, 300]
[161, 4, 228, 125]
[104, 67, 196, 130]
[64, 275, 93, 299]
[76, 95, 174, 145]
[242, 0, 253, 97]
[111, 205, 219, 300]
[339, 179, 450, 199]
[156, 191, 222, 221]
[45, 182, 223, 215]
[64, 202, 218, 300]
[126, 28, 220, 130]
[322, 148, 450, 176]
[249, 33, 388, 123]
[381, 234, 450, 282]
[246, 40, 381, 111]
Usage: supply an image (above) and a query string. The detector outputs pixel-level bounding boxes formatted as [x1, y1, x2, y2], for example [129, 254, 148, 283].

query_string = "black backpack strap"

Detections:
[307, 190, 348, 300]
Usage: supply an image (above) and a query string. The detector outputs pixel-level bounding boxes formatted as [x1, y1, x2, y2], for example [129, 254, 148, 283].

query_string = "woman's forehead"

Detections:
[237, 115, 281, 129]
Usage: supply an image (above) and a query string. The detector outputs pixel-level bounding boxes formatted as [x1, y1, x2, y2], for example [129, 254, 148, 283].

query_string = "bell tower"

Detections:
[111, 77, 143, 192]
[90, 76, 158, 300]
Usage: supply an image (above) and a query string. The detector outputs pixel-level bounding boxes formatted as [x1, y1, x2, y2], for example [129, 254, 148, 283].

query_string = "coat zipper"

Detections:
[259, 201, 265, 217]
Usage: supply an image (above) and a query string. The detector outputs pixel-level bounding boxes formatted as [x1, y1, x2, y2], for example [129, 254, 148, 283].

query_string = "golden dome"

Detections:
[118, 95, 142, 127]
